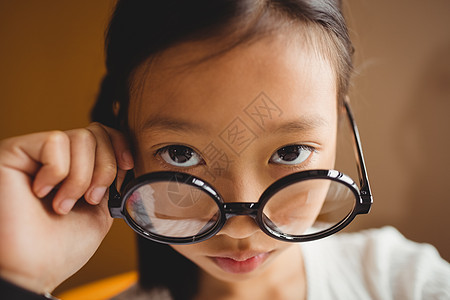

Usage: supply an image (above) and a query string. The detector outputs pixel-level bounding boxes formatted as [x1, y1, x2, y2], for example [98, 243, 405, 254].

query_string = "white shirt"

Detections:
[113, 227, 450, 299]
[302, 227, 450, 300]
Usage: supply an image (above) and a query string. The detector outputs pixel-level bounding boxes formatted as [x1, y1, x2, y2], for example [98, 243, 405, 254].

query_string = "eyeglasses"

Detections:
[109, 102, 373, 244]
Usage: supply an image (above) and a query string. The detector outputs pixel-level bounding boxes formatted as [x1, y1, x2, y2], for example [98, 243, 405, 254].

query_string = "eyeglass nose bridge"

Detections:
[223, 202, 259, 219]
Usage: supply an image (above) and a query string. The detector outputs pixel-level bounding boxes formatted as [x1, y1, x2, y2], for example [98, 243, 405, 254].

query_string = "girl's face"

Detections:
[128, 32, 337, 282]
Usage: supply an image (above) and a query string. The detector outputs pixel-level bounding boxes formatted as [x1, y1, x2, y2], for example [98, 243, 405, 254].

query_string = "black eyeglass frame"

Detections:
[109, 101, 373, 244]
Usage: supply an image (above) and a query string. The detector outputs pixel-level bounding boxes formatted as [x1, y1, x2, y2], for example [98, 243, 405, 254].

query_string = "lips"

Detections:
[211, 252, 270, 274]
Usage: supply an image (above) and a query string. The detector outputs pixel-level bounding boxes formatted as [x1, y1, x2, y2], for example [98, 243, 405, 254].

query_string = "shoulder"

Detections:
[302, 227, 450, 300]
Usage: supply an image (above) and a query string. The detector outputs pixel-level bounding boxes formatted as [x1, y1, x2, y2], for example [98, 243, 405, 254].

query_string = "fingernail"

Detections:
[122, 150, 134, 168]
[38, 185, 54, 198]
[90, 186, 107, 204]
[59, 199, 75, 214]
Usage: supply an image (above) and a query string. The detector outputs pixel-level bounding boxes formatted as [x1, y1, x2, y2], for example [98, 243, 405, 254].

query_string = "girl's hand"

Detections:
[0, 123, 134, 294]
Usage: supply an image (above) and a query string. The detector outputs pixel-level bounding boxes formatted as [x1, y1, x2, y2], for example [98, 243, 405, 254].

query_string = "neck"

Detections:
[195, 245, 306, 300]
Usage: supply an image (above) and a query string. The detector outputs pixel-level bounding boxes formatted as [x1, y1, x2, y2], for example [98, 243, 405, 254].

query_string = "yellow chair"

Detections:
[57, 271, 138, 300]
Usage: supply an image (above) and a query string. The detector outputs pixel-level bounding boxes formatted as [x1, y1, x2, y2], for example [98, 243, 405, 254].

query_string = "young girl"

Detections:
[0, 1, 449, 299]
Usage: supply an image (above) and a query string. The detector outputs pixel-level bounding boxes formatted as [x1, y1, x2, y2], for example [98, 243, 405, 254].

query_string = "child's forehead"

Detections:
[132, 30, 333, 84]
[128, 34, 337, 126]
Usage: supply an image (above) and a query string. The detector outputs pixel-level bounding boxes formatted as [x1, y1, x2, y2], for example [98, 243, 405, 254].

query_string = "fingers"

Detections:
[32, 132, 71, 198]
[52, 123, 134, 213]
[0, 124, 135, 215]
[85, 123, 134, 204]
[83, 124, 120, 205]
[0, 131, 71, 199]
[100, 124, 134, 171]
[51, 128, 97, 214]
[84, 124, 134, 205]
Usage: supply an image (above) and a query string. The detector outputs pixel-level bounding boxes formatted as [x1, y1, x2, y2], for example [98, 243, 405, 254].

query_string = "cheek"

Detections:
[261, 180, 331, 235]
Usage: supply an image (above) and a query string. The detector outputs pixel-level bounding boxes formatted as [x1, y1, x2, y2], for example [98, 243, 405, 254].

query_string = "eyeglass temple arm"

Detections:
[344, 100, 373, 204]
[108, 170, 135, 218]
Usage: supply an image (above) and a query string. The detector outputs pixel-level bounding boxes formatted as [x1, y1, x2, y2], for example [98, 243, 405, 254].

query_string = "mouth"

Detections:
[210, 252, 271, 274]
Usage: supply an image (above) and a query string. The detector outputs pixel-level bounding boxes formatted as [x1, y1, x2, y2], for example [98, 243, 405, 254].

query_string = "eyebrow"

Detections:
[271, 116, 329, 134]
[139, 114, 328, 135]
[139, 115, 209, 134]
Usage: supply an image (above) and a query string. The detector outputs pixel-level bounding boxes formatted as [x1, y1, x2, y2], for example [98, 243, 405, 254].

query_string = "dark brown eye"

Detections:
[158, 145, 203, 167]
[270, 145, 314, 165]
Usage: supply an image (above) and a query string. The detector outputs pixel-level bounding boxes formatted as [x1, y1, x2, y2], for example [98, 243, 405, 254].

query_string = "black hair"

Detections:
[91, 1, 354, 299]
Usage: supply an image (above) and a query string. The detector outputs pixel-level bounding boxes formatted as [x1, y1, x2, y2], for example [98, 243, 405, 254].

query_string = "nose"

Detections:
[221, 202, 260, 237]
[219, 202, 261, 239]
[215, 175, 266, 239]
[224, 202, 259, 218]
[218, 214, 261, 239]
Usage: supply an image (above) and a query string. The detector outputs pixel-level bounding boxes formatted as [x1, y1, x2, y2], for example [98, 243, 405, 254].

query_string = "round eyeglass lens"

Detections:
[125, 180, 221, 238]
[262, 178, 356, 237]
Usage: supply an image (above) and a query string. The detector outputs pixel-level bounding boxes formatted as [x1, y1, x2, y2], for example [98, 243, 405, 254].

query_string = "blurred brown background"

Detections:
[0, 0, 449, 294]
